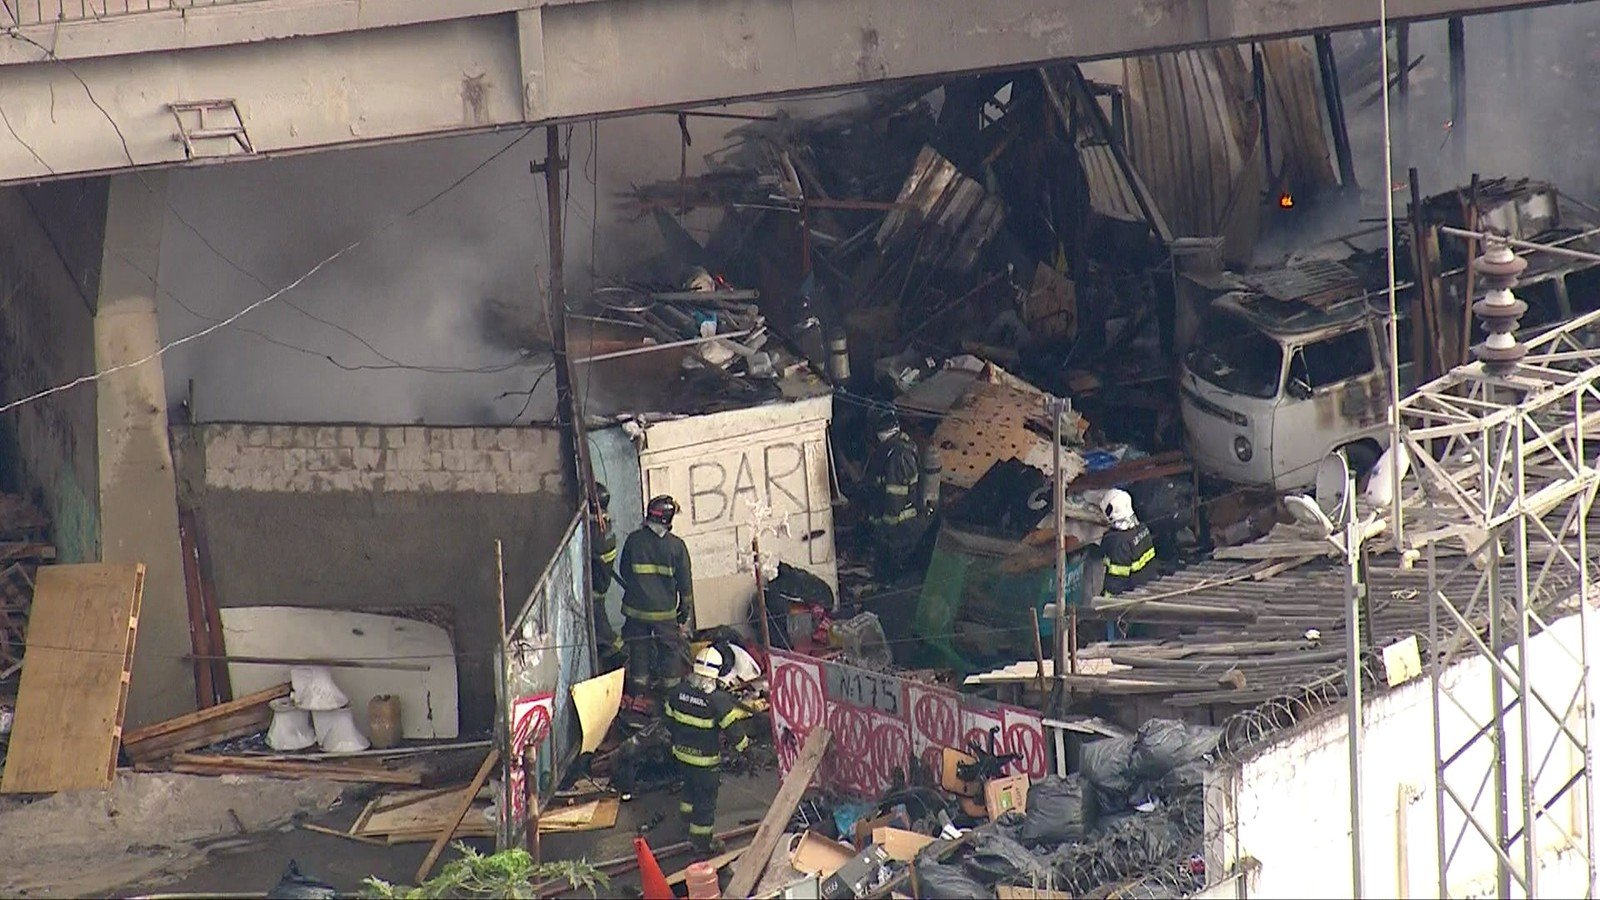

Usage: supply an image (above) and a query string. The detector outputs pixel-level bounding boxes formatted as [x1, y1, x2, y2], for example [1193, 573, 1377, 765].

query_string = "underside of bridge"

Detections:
[0, 0, 1574, 186]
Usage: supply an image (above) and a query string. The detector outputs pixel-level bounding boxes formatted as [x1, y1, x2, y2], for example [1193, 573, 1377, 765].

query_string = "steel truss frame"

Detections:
[1398, 307, 1600, 898]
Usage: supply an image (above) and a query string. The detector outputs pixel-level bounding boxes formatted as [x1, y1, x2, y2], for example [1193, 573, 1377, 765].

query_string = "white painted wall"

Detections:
[1207, 612, 1598, 899]
[638, 394, 837, 629]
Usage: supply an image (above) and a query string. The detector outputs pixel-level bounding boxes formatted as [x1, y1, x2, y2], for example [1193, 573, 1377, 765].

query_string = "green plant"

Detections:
[361, 844, 608, 899]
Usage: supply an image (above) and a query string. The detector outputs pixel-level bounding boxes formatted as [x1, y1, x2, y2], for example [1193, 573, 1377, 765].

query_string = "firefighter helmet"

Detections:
[1103, 488, 1136, 526]
[645, 495, 679, 528]
[870, 405, 899, 436]
[594, 482, 611, 510]
[692, 645, 725, 681]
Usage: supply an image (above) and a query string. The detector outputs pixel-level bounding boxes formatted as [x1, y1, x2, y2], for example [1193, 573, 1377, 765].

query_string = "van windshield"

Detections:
[1186, 315, 1283, 399]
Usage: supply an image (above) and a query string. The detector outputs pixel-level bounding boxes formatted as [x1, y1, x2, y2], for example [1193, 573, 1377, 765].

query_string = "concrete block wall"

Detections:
[199, 423, 566, 495]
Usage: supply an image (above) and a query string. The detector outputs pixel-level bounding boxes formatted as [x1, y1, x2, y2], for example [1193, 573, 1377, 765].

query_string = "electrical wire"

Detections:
[0, 127, 539, 415]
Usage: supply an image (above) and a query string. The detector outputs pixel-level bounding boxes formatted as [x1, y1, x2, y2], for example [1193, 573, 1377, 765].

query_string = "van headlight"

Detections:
[1234, 435, 1253, 462]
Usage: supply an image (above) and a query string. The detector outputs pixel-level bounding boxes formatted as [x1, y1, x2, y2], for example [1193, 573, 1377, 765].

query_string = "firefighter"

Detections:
[588, 482, 625, 671]
[618, 495, 694, 712]
[1100, 488, 1157, 595]
[665, 644, 752, 854]
[863, 406, 924, 576]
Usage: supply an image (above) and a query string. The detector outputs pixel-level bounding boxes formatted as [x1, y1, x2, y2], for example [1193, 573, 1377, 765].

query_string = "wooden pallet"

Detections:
[1, 563, 144, 793]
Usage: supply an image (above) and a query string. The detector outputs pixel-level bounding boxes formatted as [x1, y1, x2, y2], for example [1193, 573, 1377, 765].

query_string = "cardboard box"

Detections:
[985, 774, 1030, 819]
[790, 831, 857, 878]
[872, 826, 936, 862]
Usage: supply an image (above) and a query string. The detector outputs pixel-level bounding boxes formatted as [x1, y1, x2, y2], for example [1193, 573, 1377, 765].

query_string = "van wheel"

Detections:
[1338, 439, 1383, 480]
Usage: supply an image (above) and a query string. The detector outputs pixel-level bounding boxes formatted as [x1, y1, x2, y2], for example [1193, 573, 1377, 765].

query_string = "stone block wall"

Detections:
[198, 423, 565, 495]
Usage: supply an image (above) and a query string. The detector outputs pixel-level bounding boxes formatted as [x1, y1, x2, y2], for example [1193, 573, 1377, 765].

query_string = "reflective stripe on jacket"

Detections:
[1102, 523, 1157, 594]
[865, 431, 920, 528]
[665, 683, 751, 767]
[619, 525, 694, 622]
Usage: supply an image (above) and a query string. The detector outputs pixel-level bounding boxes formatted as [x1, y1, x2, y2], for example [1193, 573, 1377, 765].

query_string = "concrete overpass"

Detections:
[0, 0, 1578, 185]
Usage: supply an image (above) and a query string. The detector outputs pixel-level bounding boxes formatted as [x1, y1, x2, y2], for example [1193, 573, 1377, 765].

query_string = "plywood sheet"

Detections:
[930, 382, 1086, 490]
[221, 607, 458, 739]
[2, 563, 144, 793]
[358, 789, 489, 837]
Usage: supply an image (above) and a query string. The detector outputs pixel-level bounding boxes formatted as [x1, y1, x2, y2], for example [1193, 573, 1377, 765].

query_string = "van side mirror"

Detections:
[1287, 378, 1313, 401]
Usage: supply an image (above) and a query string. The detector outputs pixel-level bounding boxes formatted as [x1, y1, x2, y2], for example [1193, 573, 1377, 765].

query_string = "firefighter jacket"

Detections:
[1102, 523, 1157, 595]
[589, 515, 617, 598]
[865, 430, 921, 531]
[619, 525, 694, 623]
[664, 682, 752, 768]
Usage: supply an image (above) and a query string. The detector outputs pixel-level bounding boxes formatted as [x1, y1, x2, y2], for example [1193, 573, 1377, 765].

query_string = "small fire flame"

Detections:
[1278, 191, 1295, 210]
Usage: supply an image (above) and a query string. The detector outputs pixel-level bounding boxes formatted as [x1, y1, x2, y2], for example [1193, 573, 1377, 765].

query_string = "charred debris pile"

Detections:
[609, 69, 1174, 440]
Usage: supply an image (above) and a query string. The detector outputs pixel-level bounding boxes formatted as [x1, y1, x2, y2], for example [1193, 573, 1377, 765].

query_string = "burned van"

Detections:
[1181, 292, 1389, 490]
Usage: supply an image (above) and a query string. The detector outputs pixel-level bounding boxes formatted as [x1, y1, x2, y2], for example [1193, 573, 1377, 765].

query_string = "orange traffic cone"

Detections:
[635, 835, 674, 900]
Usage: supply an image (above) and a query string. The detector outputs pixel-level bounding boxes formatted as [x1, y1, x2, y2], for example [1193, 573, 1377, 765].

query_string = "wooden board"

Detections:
[725, 727, 832, 899]
[162, 752, 425, 785]
[221, 606, 458, 739]
[358, 789, 485, 836]
[416, 748, 500, 882]
[2, 563, 144, 793]
[121, 683, 289, 763]
[539, 797, 620, 832]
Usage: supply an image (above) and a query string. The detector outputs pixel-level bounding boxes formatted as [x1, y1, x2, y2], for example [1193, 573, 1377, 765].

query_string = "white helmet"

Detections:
[1103, 489, 1135, 527]
[692, 645, 725, 682]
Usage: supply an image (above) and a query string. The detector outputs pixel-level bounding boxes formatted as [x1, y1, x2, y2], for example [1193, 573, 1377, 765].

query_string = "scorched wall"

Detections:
[173, 421, 574, 732]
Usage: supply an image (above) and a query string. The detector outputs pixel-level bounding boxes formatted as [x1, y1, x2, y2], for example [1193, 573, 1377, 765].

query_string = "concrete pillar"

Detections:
[95, 173, 193, 727]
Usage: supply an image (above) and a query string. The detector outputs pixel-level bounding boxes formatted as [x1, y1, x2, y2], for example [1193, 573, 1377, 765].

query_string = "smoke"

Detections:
[1340, 5, 1600, 213]
[155, 108, 794, 425]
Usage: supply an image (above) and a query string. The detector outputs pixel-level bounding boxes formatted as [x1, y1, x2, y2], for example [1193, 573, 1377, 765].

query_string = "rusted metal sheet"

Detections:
[1122, 47, 1262, 258]
[1240, 259, 1362, 307]
[874, 146, 1005, 274]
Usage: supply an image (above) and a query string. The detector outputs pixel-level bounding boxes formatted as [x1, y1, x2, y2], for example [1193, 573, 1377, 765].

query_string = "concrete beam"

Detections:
[0, 0, 1576, 186]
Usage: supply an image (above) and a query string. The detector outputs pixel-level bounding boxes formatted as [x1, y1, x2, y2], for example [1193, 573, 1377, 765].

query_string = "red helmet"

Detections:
[646, 495, 679, 528]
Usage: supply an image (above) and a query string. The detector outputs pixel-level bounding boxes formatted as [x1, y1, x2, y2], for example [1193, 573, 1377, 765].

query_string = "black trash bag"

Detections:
[914, 857, 995, 899]
[1080, 735, 1136, 813]
[760, 562, 836, 649]
[1129, 719, 1221, 784]
[1017, 774, 1096, 846]
[963, 829, 1058, 888]
[266, 860, 335, 900]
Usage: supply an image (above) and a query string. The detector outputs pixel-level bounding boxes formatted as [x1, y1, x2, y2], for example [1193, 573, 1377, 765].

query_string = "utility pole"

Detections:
[1047, 396, 1075, 680]
[536, 125, 592, 504]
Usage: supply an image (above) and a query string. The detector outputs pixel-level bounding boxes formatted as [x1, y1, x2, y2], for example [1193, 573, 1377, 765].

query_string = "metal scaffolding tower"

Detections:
[1397, 243, 1599, 897]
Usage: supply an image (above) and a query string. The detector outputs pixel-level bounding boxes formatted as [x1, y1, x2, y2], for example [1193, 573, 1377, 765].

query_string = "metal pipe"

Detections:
[1429, 542, 1451, 899]
[1511, 413, 1538, 895]
[1345, 465, 1366, 899]
[1439, 225, 1600, 265]
[1574, 385, 1598, 896]
[1050, 396, 1071, 678]
[571, 329, 754, 365]
[1380, 0, 1405, 557]
[1486, 445, 1512, 898]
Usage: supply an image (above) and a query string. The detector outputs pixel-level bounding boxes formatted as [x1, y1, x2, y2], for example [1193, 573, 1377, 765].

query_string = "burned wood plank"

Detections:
[725, 727, 832, 899]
